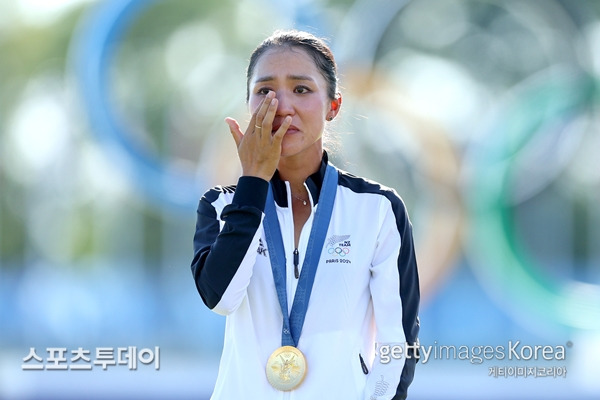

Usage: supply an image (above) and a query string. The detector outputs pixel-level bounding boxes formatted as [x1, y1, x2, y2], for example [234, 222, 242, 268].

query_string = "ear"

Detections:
[327, 93, 342, 121]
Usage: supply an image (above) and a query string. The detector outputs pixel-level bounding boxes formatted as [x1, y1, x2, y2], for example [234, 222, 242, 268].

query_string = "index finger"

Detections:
[254, 91, 276, 132]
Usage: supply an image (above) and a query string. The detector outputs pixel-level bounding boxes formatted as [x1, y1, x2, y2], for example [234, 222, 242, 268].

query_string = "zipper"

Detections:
[293, 248, 300, 279]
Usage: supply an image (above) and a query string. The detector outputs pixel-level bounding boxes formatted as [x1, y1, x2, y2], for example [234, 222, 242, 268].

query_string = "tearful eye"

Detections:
[257, 88, 271, 95]
[295, 86, 311, 94]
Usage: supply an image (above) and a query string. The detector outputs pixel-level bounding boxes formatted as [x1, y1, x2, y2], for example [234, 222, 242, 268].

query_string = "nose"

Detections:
[274, 90, 294, 116]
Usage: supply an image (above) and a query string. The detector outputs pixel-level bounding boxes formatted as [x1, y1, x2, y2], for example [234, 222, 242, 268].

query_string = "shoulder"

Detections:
[197, 184, 237, 217]
[201, 184, 237, 204]
[337, 168, 402, 203]
[335, 167, 412, 222]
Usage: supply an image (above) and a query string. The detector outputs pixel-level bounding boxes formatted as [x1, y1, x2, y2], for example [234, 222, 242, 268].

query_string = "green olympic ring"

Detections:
[464, 67, 600, 332]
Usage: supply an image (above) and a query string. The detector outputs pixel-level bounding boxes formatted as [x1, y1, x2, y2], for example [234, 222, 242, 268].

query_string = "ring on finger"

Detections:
[255, 124, 262, 129]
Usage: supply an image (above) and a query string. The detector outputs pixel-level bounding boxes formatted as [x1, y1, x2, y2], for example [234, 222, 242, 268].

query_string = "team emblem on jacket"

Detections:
[325, 234, 351, 264]
[257, 238, 268, 257]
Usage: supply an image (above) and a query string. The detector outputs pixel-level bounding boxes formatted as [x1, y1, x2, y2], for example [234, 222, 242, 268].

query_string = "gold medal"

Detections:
[266, 346, 307, 391]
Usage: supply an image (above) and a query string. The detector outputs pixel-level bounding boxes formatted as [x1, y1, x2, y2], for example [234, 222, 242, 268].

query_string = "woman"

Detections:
[191, 30, 420, 399]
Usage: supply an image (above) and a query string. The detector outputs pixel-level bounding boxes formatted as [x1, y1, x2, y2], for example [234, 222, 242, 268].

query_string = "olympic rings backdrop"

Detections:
[1, 0, 599, 399]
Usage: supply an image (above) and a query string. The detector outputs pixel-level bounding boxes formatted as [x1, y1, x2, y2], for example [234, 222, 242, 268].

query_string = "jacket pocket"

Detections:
[352, 351, 369, 395]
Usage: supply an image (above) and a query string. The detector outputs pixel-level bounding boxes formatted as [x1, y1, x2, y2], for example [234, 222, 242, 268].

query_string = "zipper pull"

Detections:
[359, 354, 369, 374]
[293, 248, 300, 279]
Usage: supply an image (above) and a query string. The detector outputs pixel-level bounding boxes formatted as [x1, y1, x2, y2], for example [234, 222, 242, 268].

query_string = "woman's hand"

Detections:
[225, 91, 292, 181]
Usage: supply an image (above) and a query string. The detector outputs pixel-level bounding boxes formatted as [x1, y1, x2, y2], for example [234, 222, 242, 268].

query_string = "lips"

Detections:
[272, 124, 299, 134]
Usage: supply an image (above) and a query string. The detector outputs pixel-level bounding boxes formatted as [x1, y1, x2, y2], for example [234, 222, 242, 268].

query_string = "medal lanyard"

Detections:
[263, 164, 338, 347]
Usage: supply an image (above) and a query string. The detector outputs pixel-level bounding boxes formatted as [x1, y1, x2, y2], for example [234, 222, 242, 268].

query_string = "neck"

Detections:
[277, 146, 323, 189]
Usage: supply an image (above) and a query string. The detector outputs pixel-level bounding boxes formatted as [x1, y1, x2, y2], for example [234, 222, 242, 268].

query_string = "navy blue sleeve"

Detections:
[191, 176, 269, 309]
[391, 198, 420, 400]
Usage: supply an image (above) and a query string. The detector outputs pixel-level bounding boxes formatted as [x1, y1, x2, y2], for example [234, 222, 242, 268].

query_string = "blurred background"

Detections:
[1, 0, 599, 398]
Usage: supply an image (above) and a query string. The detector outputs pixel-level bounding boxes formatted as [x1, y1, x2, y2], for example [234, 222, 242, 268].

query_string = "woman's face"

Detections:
[248, 47, 336, 159]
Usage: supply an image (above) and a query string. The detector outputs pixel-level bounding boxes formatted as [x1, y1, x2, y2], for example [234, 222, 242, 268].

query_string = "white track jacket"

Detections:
[191, 153, 420, 399]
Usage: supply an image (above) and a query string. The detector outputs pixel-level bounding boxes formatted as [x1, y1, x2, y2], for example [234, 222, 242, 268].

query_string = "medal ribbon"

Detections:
[263, 164, 338, 347]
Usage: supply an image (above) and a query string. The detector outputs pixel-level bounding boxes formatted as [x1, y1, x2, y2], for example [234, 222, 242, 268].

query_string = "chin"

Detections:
[279, 137, 301, 157]
[279, 147, 300, 158]
[279, 134, 322, 158]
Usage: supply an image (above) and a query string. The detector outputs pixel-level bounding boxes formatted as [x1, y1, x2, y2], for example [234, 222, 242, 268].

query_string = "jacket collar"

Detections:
[270, 151, 329, 208]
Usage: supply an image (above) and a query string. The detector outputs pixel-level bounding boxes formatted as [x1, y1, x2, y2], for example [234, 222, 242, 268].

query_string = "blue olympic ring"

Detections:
[72, 0, 207, 213]
[71, 0, 329, 214]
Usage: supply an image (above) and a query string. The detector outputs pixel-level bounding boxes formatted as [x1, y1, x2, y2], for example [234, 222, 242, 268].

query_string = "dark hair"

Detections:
[246, 30, 339, 102]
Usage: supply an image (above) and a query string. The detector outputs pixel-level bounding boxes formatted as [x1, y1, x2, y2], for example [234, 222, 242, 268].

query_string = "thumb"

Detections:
[225, 117, 243, 148]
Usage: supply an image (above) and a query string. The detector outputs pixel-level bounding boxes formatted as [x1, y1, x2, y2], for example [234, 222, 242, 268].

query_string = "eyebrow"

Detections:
[253, 74, 316, 84]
